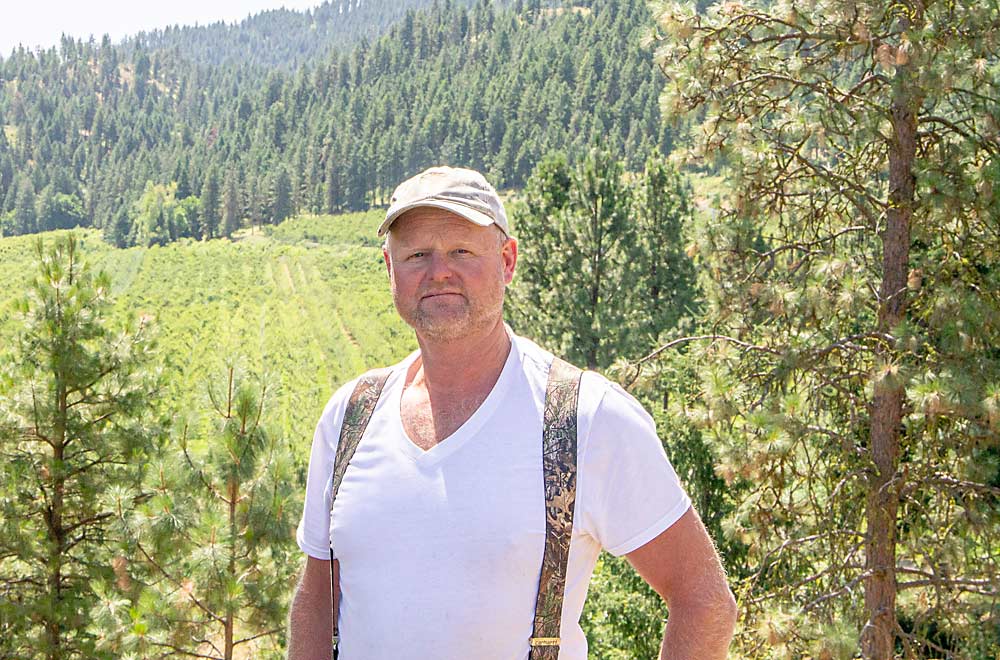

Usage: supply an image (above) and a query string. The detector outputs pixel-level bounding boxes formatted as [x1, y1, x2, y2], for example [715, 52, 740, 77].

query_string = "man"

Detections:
[288, 166, 737, 659]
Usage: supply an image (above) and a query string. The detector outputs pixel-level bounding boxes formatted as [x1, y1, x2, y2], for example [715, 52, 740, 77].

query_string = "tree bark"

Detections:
[46, 295, 69, 660]
[862, 38, 918, 660]
[47, 435, 65, 660]
[225, 475, 238, 660]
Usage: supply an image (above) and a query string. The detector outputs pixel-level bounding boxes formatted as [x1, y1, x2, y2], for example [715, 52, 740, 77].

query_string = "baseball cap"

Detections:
[378, 166, 510, 237]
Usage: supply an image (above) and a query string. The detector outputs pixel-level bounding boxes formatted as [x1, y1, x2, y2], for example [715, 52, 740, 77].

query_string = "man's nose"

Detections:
[426, 252, 454, 280]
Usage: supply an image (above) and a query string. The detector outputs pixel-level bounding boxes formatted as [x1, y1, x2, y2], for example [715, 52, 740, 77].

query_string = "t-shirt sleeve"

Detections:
[295, 380, 355, 559]
[577, 376, 691, 557]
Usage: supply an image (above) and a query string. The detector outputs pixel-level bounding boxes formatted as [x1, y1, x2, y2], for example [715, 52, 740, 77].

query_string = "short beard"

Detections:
[396, 282, 506, 344]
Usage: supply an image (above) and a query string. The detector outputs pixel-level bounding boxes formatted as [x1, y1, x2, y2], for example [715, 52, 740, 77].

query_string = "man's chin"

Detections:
[408, 311, 483, 343]
[416, 297, 468, 319]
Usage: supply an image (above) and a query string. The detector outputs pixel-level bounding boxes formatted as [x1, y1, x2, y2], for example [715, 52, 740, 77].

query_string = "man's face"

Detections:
[383, 207, 517, 343]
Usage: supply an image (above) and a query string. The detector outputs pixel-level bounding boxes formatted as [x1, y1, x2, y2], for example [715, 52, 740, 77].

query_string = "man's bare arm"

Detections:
[626, 507, 738, 660]
[287, 556, 334, 660]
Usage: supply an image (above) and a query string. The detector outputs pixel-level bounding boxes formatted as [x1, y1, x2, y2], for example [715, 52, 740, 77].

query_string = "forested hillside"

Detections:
[0, 0, 669, 246]
[125, 0, 510, 69]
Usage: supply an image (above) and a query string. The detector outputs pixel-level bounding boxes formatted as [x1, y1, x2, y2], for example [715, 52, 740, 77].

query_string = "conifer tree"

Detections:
[511, 149, 696, 370]
[511, 149, 632, 369]
[174, 157, 193, 200]
[270, 166, 293, 225]
[630, 154, 697, 348]
[651, 0, 1000, 656]
[222, 169, 240, 238]
[324, 143, 340, 214]
[0, 234, 157, 660]
[13, 176, 37, 235]
[200, 168, 221, 239]
[97, 365, 297, 660]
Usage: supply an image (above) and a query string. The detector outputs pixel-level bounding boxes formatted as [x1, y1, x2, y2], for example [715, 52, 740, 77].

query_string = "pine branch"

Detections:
[804, 569, 871, 612]
[635, 334, 782, 366]
[896, 566, 998, 595]
[233, 627, 282, 646]
[147, 640, 222, 660]
[136, 541, 225, 626]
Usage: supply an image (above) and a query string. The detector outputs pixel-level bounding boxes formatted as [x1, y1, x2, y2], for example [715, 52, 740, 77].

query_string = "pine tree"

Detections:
[324, 141, 340, 214]
[0, 234, 157, 660]
[270, 166, 292, 225]
[222, 169, 240, 238]
[13, 176, 37, 235]
[651, 0, 1000, 656]
[200, 168, 220, 239]
[248, 175, 266, 232]
[509, 162, 703, 660]
[174, 156, 193, 199]
[510, 149, 696, 370]
[630, 153, 697, 347]
[98, 365, 297, 660]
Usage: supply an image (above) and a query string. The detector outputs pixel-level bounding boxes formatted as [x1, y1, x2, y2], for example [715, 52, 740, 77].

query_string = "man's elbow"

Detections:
[675, 583, 738, 635]
[716, 585, 738, 631]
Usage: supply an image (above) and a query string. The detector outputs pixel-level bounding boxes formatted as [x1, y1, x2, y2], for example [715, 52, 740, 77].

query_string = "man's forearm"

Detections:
[658, 598, 738, 660]
[287, 559, 333, 660]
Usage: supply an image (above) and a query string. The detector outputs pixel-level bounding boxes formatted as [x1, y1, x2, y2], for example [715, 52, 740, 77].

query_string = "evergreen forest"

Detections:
[0, 0, 668, 245]
[1, 0, 998, 658]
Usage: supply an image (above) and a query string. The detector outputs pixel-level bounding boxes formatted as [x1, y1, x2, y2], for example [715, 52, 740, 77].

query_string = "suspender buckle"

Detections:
[529, 637, 561, 646]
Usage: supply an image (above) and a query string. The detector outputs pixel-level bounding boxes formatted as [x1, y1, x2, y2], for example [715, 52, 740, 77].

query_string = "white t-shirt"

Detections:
[296, 333, 691, 660]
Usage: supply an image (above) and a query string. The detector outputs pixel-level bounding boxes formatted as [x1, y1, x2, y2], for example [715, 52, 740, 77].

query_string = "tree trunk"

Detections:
[46, 443, 65, 660]
[862, 41, 918, 660]
[224, 458, 240, 660]
[225, 371, 239, 660]
[46, 363, 69, 660]
[225, 475, 238, 660]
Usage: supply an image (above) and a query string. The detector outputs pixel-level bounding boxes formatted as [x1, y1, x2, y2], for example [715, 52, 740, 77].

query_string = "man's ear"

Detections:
[501, 237, 518, 286]
[383, 247, 392, 279]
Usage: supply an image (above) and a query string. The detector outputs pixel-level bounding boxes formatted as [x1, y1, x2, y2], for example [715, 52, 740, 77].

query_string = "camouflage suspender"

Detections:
[528, 356, 582, 658]
[328, 357, 583, 659]
[329, 367, 392, 659]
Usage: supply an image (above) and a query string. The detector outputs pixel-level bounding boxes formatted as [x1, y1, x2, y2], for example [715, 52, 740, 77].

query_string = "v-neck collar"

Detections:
[391, 336, 520, 466]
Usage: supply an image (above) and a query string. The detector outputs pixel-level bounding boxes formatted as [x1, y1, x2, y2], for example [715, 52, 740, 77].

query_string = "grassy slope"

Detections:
[0, 211, 416, 459]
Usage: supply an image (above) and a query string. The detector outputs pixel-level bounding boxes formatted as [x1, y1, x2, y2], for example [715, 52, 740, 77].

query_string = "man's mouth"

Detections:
[422, 291, 463, 299]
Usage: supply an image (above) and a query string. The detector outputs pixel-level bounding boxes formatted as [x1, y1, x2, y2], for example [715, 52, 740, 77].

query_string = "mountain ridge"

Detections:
[123, 0, 508, 70]
[0, 0, 669, 247]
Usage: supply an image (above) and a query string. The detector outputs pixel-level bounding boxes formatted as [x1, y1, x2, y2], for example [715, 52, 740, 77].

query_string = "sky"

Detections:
[0, 0, 324, 56]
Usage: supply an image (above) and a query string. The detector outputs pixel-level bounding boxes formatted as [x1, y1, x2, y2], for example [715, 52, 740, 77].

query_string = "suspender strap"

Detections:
[329, 368, 392, 659]
[530, 356, 583, 659]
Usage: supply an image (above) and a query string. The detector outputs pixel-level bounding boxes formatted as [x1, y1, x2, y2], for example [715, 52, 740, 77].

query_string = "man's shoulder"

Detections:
[317, 352, 416, 426]
[510, 332, 647, 422]
[510, 332, 555, 377]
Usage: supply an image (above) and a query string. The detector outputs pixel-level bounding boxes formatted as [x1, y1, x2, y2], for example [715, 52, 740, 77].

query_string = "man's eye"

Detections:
[410, 252, 425, 258]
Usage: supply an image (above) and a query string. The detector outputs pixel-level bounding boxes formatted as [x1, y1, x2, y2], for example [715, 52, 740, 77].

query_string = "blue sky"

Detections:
[1, 0, 324, 56]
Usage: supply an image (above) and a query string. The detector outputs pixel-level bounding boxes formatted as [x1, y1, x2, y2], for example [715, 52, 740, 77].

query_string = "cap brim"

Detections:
[378, 200, 497, 236]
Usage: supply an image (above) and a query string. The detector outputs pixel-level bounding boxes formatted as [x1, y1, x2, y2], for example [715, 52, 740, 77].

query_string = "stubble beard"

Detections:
[397, 283, 506, 344]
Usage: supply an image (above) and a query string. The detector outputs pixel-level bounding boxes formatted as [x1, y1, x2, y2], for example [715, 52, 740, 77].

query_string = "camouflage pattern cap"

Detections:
[378, 166, 510, 237]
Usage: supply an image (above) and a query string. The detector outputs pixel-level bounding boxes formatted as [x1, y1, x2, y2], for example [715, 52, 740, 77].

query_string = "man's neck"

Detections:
[408, 320, 512, 396]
